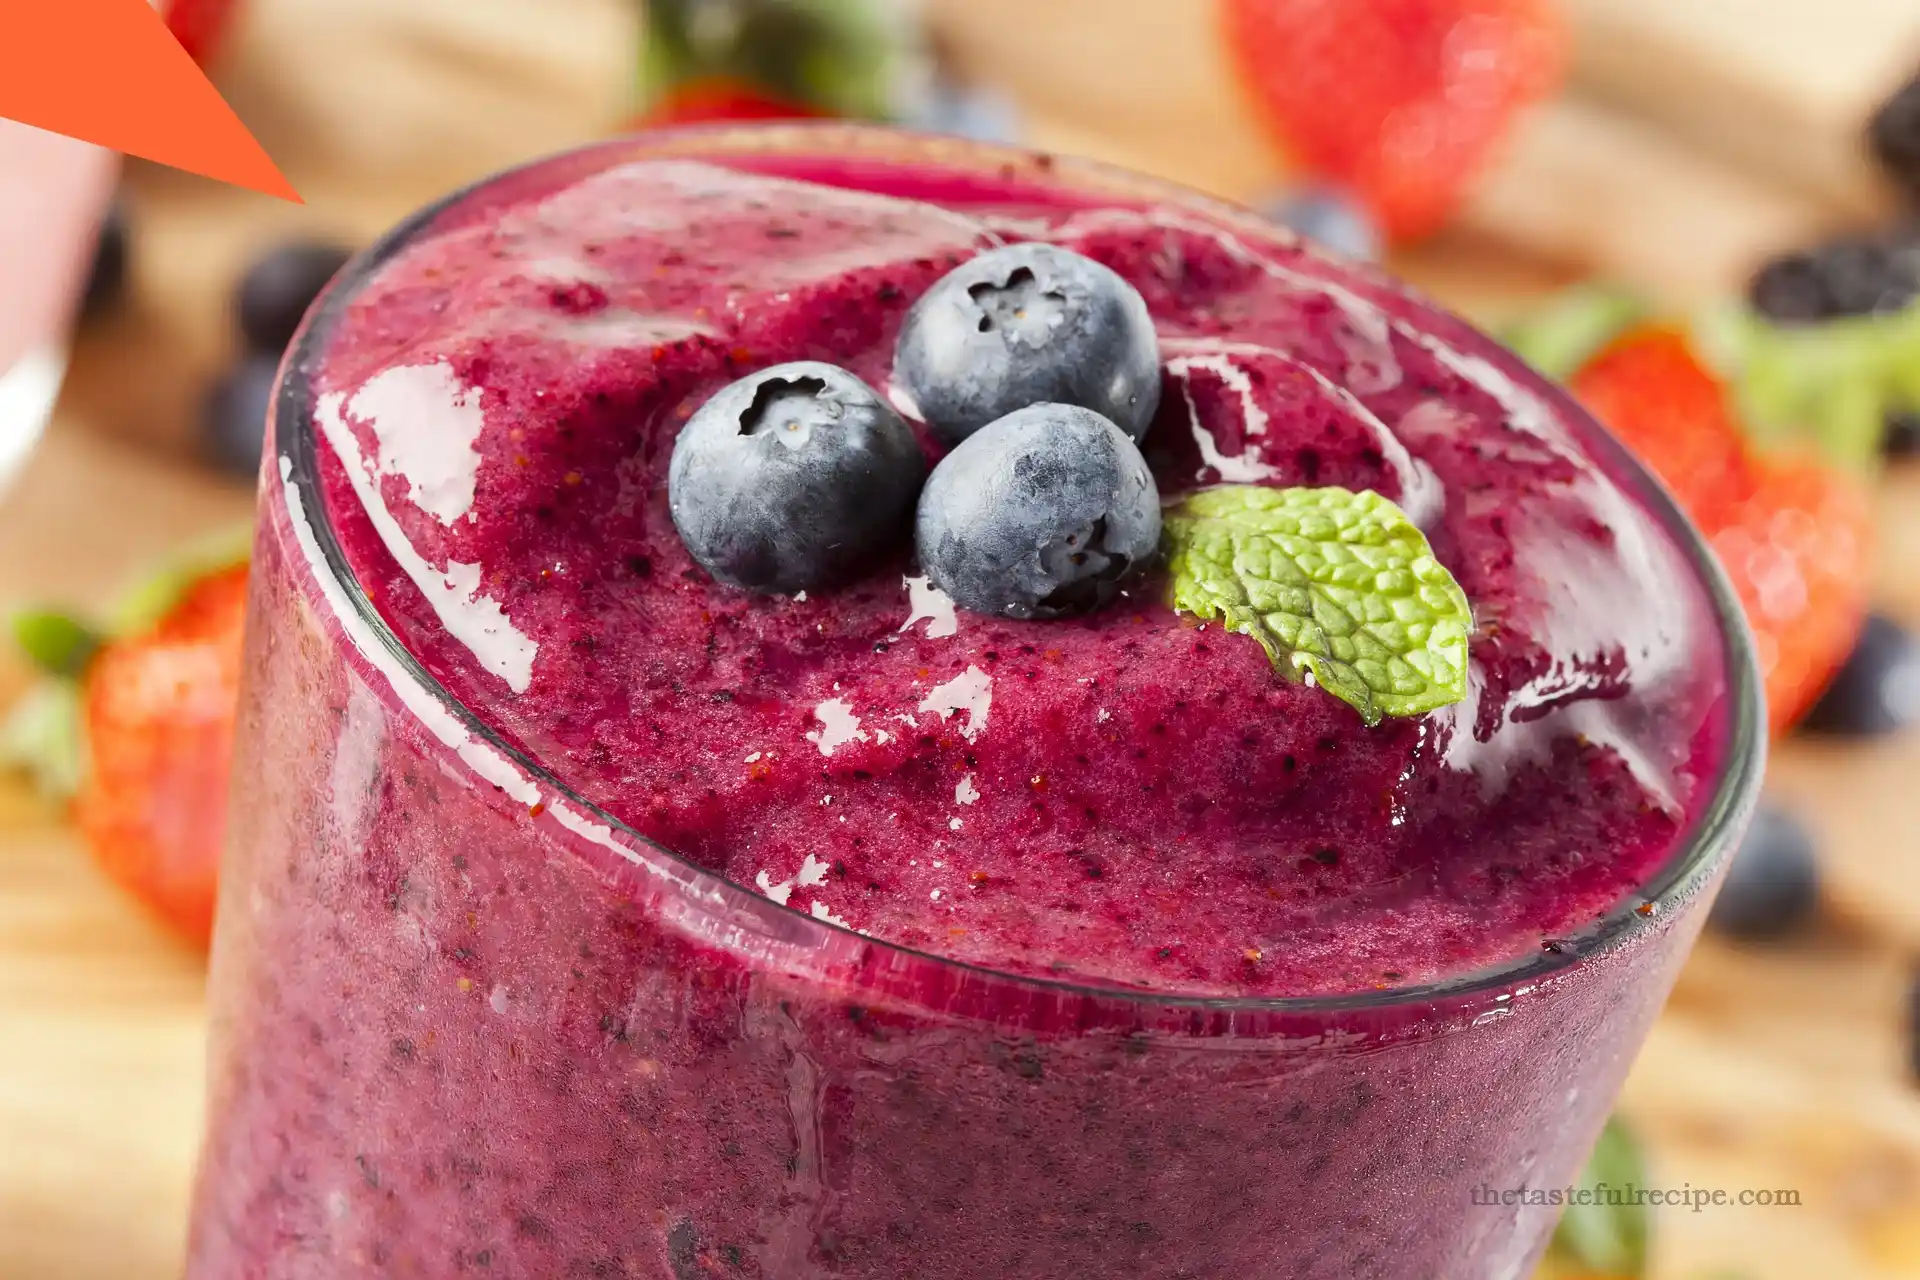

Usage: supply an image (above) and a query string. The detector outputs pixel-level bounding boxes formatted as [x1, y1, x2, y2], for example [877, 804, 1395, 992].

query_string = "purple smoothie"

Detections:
[188, 127, 1757, 1279]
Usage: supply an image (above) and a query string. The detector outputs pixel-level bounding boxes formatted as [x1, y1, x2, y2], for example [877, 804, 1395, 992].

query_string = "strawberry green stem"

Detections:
[11, 610, 103, 678]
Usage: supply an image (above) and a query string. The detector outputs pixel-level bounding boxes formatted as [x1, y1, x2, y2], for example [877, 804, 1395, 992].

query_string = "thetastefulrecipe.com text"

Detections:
[1471, 1183, 1802, 1212]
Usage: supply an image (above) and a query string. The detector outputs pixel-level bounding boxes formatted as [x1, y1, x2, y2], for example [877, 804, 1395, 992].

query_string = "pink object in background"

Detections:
[0, 118, 117, 495]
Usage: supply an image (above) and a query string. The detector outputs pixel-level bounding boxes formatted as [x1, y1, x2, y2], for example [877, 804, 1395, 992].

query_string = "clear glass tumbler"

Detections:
[188, 125, 1764, 1280]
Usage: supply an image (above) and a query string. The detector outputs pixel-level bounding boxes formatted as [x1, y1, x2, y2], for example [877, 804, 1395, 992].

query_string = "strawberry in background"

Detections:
[162, 0, 242, 67]
[1569, 328, 1874, 734]
[1507, 288, 1920, 738]
[1221, 0, 1567, 242]
[3, 532, 250, 948]
[633, 0, 909, 127]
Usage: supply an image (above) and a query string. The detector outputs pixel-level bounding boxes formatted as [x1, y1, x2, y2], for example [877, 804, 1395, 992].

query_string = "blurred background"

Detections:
[2, 1, 1919, 1277]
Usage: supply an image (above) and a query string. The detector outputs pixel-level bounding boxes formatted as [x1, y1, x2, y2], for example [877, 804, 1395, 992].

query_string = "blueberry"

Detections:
[915, 403, 1159, 619]
[910, 79, 1023, 144]
[1800, 613, 1920, 737]
[80, 200, 129, 322]
[669, 362, 924, 594]
[894, 243, 1160, 446]
[201, 352, 281, 478]
[1707, 803, 1820, 941]
[236, 242, 353, 354]
[1265, 187, 1380, 261]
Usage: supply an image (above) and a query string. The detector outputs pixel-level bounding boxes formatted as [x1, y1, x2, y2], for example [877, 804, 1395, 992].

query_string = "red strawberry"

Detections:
[1710, 456, 1873, 734]
[638, 78, 823, 128]
[1568, 328, 1874, 735]
[71, 563, 248, 946]
[1569, 326, 1750, 519]
[163, 0, 241, 67]
[1221, 0, 1567, 241]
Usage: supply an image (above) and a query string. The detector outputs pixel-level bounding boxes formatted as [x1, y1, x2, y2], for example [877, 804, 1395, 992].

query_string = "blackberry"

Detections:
[1748, 230, 1920, 323]
[1869, 71, 1920, 205]
[1886, 410, 1920, 458]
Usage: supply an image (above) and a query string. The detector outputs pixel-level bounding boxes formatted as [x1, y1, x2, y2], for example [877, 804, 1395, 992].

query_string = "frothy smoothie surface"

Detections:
[310, 144, 1727, 999]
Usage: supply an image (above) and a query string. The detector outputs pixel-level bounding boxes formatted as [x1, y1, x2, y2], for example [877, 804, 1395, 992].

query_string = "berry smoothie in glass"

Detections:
[188, 125, 1761, 1280]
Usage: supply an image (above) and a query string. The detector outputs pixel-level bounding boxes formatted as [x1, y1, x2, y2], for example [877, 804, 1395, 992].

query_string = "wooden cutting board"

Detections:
[1564, 0, 1920, 216]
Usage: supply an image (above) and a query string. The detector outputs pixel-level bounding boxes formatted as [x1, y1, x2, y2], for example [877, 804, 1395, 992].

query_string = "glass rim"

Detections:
[272, 121, 1766, 1019]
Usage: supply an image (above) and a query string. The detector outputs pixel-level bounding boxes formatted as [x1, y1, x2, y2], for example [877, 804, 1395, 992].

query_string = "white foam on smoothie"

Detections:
[806, 698, 869, 756]
[279, 456, 542, 808]
[808, 900, 851, 928]
[954, 774, 980, 805]
[350, 363, 485, 526]
[755, 853, 832, 909]
[753, 870, 794, 906]
[918, 666, 992, 741]
[315, 387, 538, 693]
[899, 575, 958, 639]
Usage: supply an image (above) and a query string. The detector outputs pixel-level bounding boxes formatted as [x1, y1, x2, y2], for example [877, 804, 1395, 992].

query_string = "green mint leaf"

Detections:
[10, 610, 102, 678]
[0, 678, 85, 800]
[1162, 486, 1471, 726]
[1548, 1115, 1651, 1278]
[1501, 285, 1649, 382]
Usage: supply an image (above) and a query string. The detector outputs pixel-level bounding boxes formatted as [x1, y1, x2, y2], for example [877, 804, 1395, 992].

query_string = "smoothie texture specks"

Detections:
[918, 666, 993, 742]
[900, 574, 959, 638]
[807, 698, 870, 756]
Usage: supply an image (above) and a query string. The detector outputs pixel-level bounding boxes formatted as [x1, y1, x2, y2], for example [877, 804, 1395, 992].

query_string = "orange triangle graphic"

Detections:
[0, 0, 299, 201]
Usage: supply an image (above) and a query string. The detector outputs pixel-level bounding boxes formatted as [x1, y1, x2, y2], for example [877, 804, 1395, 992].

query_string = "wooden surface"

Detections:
[5, 2, 1920, 1278]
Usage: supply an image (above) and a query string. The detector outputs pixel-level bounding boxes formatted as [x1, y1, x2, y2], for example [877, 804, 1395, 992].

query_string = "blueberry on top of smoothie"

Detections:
[895, 242, 1161, 445]
[917, 403, 1161, 619]
[669, 361, 924, 594]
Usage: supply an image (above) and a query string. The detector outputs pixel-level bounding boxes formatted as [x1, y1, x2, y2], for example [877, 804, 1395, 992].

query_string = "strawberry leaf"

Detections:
[1501, 285, 1649, 382]
[0, 678, 84, 799]
[1162, 486, 1471, 725]
[639, 0, 909, 121]
[1694, 300, 1920, 471]
[11, 610, 102, 677]
[110, 521, 253, 635]
[1546, 1115, 1651, 1278]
